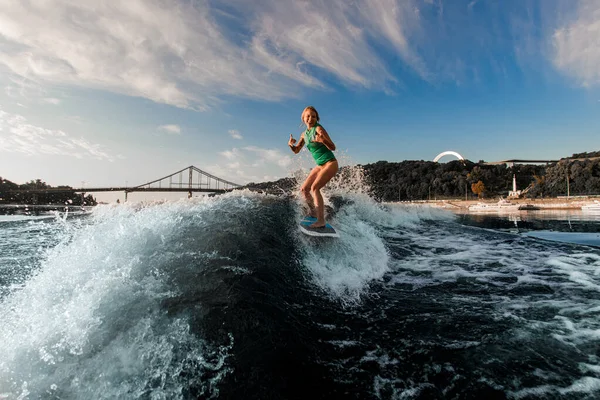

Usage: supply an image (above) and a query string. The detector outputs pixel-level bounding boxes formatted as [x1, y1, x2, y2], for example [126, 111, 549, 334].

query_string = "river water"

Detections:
[1, 192, 599, 399]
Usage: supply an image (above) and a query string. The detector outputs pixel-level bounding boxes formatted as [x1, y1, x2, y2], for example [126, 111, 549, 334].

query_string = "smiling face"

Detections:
[302, 107, 319, 128]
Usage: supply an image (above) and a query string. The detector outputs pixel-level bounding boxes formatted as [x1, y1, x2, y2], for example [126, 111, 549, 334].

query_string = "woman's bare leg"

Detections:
[300, 166, 322, 217]
[309, 160, 339, 227]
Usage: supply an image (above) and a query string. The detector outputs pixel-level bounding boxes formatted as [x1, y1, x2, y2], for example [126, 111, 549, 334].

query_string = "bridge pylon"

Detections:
[124, 165, 241, 201]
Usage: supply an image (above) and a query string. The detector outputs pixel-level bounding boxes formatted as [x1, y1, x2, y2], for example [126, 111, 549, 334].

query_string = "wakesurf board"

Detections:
[299, 216, 339, 238]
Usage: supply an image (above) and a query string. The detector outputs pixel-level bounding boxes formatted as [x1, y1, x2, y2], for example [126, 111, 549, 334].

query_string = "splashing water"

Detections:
[2, 177, 600, 399]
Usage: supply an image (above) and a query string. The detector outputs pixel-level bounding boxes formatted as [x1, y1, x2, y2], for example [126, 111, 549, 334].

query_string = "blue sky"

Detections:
[0, 0, 599, 189]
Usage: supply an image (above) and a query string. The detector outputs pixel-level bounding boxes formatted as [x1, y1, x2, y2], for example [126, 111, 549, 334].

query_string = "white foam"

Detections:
[373, 377, 435, 400]
[297, 195, 393, 305]
[327, 340, 361, 348]
[293, 184, 458, 304]
[509, 385, 556, 399]
[559, 376, 600, 394]
[552, 315, 600, 345]
[581, 363, 600, 373]
[386, 219, 585, 292]
[0, 198, 233, 398]
[379, 212, 600, 397]
[546, 254, 600, 291]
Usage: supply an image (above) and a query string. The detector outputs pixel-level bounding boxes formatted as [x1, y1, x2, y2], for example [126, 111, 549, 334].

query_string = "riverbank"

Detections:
[4, 195, 600, 215]
[395, 197, 599, 210]
[0, 204, 94, 216]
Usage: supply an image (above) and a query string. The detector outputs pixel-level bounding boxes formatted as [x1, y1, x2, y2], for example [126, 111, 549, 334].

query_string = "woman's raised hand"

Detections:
[288, 134, 296, 147]
[312, 130, 324, 143]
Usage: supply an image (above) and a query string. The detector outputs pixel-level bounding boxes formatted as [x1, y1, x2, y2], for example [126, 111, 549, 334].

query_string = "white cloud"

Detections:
[248, 0, 428, 88]
[4, 76, 46, 99]
[217, 145, 292, 183]
[158, 124, 181, 134]
[63, 115, 84, 124]
[243, 146, 292, 168]
[0, 107, 114, 160]
[42, 97, 61, 105]
[0, 1, 314, 109]
[220, 149, 241, 160]
[468, 1, 479, 9]
[228, 129, 243, 139]
[0, 0, 429, 109]
[5, 0, 576, 107]
[552, 0, 600, 86]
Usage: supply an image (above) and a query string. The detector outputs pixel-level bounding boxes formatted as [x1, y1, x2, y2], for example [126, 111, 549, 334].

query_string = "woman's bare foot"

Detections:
[309, 220, 326, 228]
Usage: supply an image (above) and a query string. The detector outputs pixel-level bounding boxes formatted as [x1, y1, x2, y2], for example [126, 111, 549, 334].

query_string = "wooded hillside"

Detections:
[245, 151, 600, 202]
[0, 178, 96, 205]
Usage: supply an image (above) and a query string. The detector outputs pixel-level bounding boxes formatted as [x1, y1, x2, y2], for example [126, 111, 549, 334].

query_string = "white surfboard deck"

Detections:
[299, 216, 339, 238]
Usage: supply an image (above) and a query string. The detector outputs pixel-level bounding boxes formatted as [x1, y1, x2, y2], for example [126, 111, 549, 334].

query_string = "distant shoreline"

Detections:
[0, 204, 94, 216]
[392, 197, 599, 210]
[0, 204, 91, 209]
[2, 196, 598, 212]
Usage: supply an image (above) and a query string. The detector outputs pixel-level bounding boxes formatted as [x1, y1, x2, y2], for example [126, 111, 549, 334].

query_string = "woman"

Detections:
[288, 106, 338, 229]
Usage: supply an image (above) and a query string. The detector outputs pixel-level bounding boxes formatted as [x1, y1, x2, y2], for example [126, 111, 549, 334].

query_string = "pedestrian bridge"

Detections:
[9, 165, 242, 200]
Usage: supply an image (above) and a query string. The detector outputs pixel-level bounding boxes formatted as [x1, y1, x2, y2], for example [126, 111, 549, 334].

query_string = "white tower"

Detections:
[508, 174, 522, 198]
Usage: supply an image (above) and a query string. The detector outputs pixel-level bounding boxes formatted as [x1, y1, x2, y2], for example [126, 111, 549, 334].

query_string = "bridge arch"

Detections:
[433, 151, 464, 163]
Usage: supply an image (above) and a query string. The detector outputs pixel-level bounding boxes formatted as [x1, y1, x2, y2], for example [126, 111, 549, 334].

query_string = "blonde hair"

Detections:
[301, 106, 320, 123]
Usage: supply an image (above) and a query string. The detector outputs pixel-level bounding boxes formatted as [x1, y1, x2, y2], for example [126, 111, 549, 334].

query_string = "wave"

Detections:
[0, 188, 432, 399]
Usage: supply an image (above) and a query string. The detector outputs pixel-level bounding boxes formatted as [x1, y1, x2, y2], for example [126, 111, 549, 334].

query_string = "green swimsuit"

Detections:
[304, 123, 336, 166]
